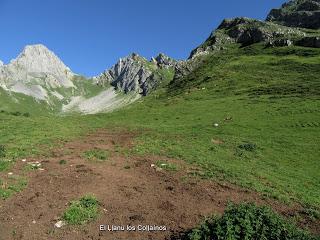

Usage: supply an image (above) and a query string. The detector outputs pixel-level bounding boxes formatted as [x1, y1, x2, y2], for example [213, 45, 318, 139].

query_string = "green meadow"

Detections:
[1, 44, 319, 210]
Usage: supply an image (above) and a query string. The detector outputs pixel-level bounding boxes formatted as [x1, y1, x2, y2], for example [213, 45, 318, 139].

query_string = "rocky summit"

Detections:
[189, 17, 306, 59]
[0, 44, 75, 100]
[94, 53, 175, 96]
[0, 44, 74, 87]
[267, 0, 320, 29]
[189, 0, 320, 59]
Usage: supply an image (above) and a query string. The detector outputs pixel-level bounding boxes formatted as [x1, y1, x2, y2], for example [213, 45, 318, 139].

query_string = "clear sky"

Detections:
[0, 0, 285, 77]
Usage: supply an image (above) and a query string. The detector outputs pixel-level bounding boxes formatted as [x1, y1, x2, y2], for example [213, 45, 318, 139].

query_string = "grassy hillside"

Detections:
[0, 44, 319, 211]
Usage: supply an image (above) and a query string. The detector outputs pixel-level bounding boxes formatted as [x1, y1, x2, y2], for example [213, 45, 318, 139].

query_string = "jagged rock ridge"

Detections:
[189, 17, 305, 59]
[94, 53, 176, 96]
[267, 0, 320, 29]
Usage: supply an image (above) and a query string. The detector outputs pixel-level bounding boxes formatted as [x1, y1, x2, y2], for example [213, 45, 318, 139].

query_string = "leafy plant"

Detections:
[0, 145, 6, 158]
[186, 203, 317, 240]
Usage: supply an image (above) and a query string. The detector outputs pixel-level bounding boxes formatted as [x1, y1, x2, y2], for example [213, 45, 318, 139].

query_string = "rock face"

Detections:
[94, 53, 175, 96]
[189, 17, 305, 59]
[295, 36, 320, 47]
[266, 0, 320, 29]
[0, 44, 75, 89]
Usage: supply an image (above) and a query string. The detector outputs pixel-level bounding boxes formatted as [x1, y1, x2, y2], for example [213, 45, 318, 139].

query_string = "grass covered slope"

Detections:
[0, 45, 319, 211]
[105, 44, 320, 208]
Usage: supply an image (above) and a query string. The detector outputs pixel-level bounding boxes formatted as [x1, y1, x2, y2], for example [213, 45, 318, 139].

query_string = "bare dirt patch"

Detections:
[0, 129, 318, 240]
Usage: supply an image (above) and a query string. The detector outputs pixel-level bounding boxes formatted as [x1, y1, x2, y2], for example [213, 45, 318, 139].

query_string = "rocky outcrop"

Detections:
[295, 36, 320, 47]
[267, 39, 293, 47]
[94, 53, 156, 96]
[189, 17, 305, 59]
[94, 53, 175, 96]
[266, 0, 320, 29]
[152, 53, 177, 68]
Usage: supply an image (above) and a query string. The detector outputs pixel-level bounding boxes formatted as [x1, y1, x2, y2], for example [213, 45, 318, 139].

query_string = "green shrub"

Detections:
[238, 142, 257, 152]
[0, 160, 10, 171]
[186, 203, 317, 240]
[59, 159, 67, 165]
[0, 145, 6, 158]
[10, 111, 22, 116]
[63, 195, 99, 225]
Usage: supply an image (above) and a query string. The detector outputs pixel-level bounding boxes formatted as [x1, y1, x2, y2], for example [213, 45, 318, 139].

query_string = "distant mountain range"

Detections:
[0, 0, 319, 114]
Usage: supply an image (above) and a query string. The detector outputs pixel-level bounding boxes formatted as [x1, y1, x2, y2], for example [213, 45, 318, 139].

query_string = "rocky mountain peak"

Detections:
[0, 44, 75, 89]
[154, 53, 177, 68]
[10, 44, 74, 84]
[267, 0, 320, 29]
[0, 44, 75, 100]
[94, 52, 176, 96]
[20, 44, 51, 56]
[94, 53, 156, 95]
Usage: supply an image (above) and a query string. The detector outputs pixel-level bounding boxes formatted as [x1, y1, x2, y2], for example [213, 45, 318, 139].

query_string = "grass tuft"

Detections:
[59, 159, 67, 165]
[63, 195, 99, 225]
[82, 149, 109, 162]
[156, 161, 178, 171]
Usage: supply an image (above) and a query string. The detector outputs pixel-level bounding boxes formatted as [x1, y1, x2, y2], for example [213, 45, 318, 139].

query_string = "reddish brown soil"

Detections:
[0, 130, 318, 240]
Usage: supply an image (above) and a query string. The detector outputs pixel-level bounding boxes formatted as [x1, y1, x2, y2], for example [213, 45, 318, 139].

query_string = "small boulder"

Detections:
[54, 220, 66, 228]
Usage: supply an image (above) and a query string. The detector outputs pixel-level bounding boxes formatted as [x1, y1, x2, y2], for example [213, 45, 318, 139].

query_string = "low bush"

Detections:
[186, 203, 318, 240]
[0, 145, 6, 158]
[238, 142, 257, 152]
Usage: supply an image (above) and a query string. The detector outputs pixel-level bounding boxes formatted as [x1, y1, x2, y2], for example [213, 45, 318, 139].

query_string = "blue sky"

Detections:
[0, 0, 284, 77]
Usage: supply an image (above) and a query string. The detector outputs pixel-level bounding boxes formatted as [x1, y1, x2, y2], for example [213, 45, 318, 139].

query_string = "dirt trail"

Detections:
[0, 130, 318, 240]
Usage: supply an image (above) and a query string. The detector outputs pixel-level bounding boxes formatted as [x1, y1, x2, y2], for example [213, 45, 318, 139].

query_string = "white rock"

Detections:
[54, 220, 66, 228]
[8, 172, 13, 175]
[21, 159, 27, 162]
[214, 123, 219, 127]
